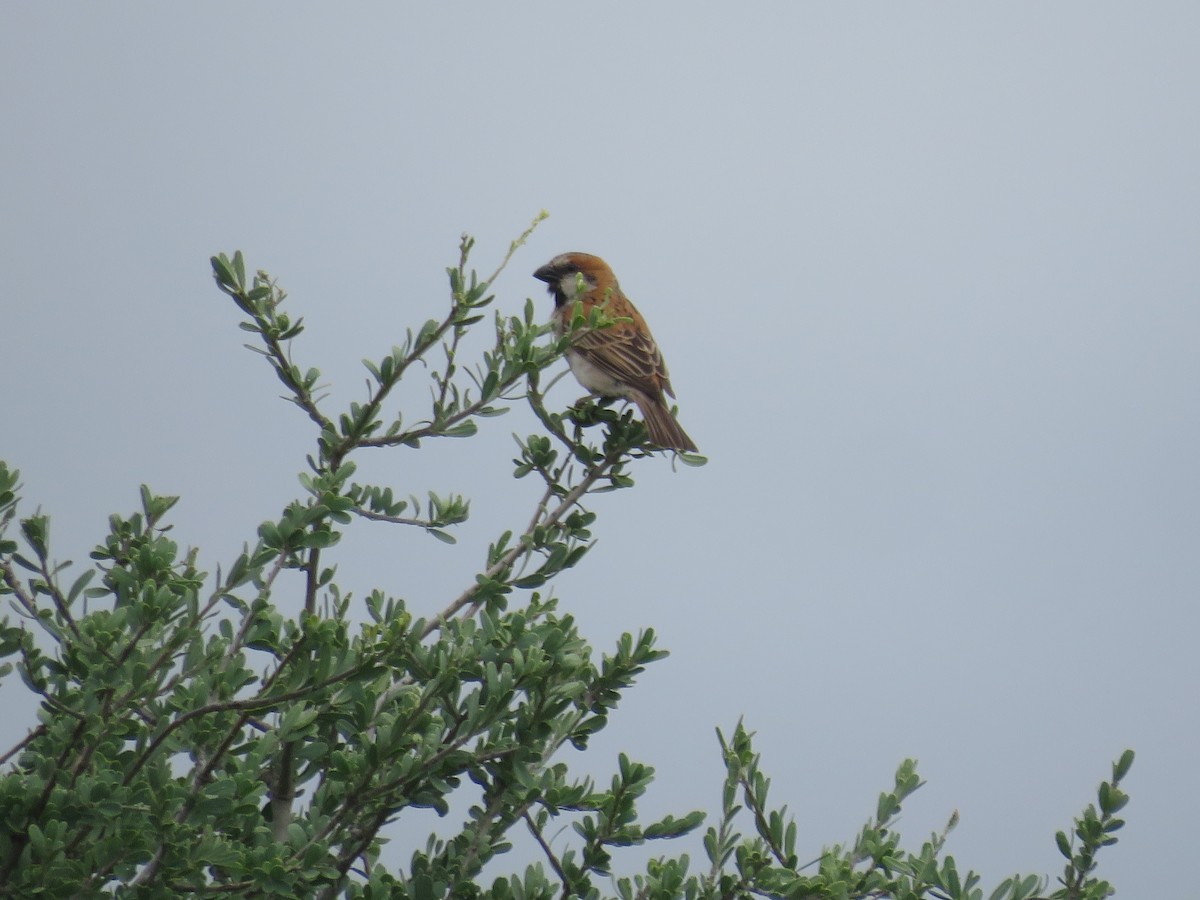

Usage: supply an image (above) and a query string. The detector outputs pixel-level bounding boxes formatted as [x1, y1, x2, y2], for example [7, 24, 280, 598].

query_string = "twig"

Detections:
[524, 811, 568, 885]
[421, 452, 618, 639]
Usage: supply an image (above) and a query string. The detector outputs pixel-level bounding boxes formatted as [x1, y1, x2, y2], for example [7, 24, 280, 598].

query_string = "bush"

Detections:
[0, 223, 1131, 898]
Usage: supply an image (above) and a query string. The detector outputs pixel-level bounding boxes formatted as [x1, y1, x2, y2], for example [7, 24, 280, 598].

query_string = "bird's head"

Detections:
[533, 252, 617, 308]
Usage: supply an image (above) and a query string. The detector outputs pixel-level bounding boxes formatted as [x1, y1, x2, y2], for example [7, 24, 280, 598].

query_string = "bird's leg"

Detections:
[574, 395, 621, 412]
[569, 392, 616, 411]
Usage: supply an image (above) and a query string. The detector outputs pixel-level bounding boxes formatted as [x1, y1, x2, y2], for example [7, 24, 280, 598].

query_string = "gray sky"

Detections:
[3, 3, 1198, 894]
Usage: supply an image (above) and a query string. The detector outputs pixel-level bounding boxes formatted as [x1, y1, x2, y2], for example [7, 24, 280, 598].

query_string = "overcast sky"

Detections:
[3, 4, 1198, 895]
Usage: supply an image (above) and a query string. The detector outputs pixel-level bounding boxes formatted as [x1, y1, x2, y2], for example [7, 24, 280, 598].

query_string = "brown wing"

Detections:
[571, 294, 676, 399]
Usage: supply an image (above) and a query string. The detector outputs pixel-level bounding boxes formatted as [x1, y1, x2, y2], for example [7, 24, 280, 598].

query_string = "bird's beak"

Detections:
[533, 262, 559, 283]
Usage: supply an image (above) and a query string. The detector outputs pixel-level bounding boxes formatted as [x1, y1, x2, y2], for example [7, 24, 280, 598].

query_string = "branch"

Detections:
[358, 367, 531, 451]
[0, 725, 47, 767]
[421, 450, 619, 638]
[524, 812, 569, 888]
[351, 507, 438, 528]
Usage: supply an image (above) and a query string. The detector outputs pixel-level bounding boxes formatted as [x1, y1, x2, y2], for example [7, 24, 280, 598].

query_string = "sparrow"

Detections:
[533, 252, 697, 452]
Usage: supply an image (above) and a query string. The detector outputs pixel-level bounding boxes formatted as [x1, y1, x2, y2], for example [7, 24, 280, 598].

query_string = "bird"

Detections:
[533, 252, 697, 452]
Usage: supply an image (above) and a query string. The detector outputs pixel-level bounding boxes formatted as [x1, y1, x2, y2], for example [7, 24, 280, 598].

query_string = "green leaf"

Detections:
[427, 528, 456, 545]
[1055, 829, 1072, 859]
[1113, 749, 1135, 781]
[66, 569, 95, 603]
[210, 253, 238, 289]
[644, 810, 705, 839]
[442, 421, 478, 438]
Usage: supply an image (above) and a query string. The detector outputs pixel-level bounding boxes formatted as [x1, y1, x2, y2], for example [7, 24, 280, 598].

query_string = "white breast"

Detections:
[565, 348, 630, 397]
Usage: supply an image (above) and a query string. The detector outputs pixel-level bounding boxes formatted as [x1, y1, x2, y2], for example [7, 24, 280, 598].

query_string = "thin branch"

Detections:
[351, 507, 436, 527]
[455, 791, 508, 879]
[329, 303, 463, 470]
[524, 811, 569, 886]
[482, 211, 547, 287]
[303, 546, 320, 616]
[119, 634, 368, 788]
[1, 564, 53, 631]
[260, 320, 329, 432]
[0, 725, 46, 767]
[0, 717, 88, 883]
[525, 369, 578, 456]
[33, 557, 83, 642]
[739, 772, 791, 870]
[359, 368, 531, 451]
[109, 666, 320, 894]
[421, 451, 619, 639]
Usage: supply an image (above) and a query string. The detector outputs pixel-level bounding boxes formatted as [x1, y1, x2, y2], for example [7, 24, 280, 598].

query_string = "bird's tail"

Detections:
[635, 394, 698, 452]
